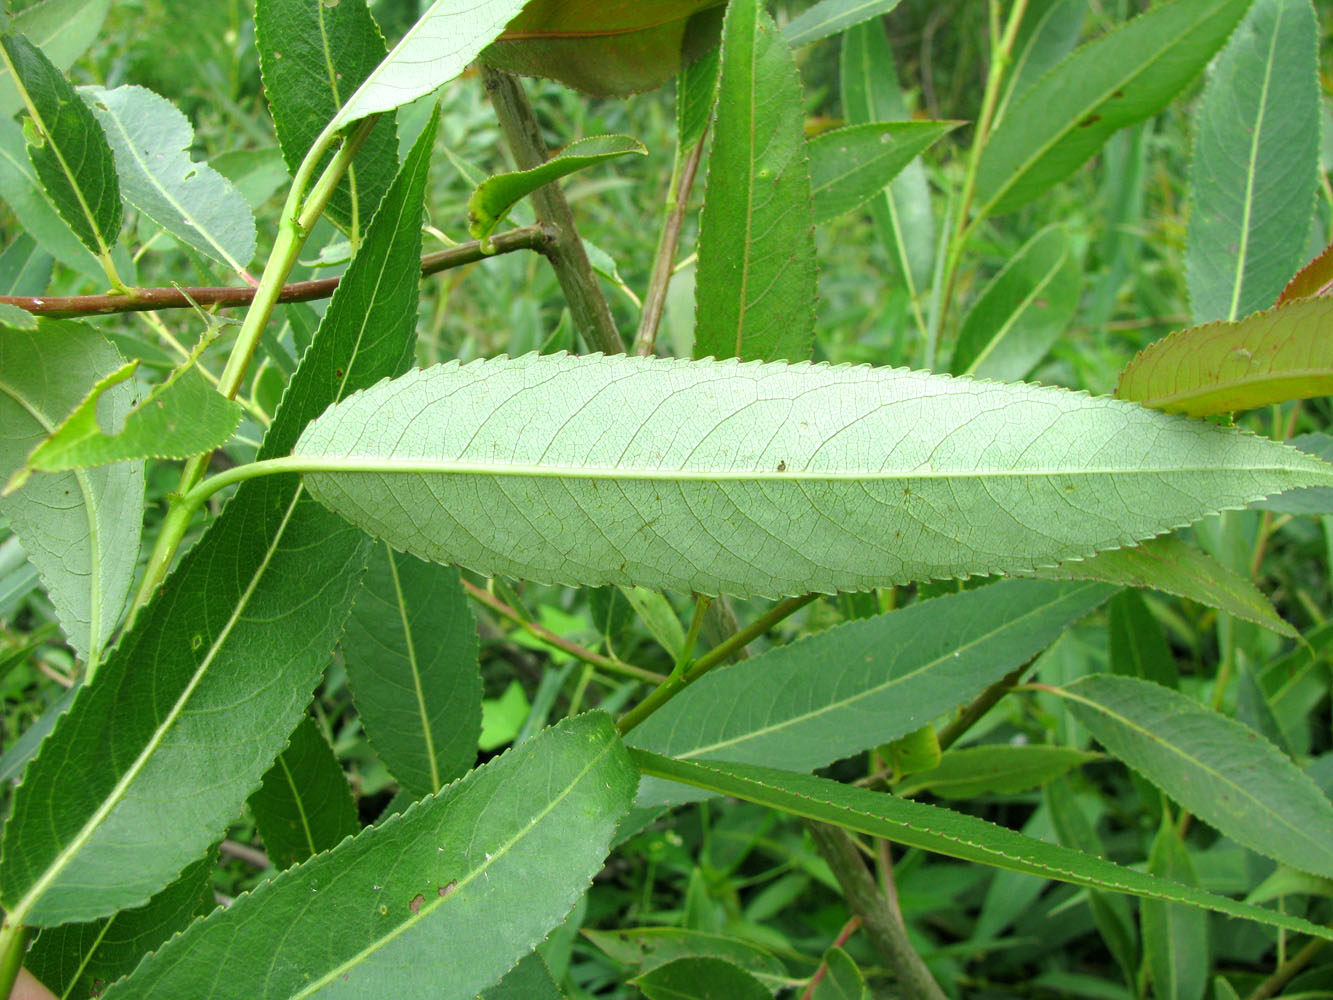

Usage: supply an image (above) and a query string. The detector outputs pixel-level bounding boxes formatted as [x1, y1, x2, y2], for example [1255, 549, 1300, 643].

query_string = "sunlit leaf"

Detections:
[0, 0, 109, 119]
[782, 0, 904, 48]
[809, 120, 958, 225]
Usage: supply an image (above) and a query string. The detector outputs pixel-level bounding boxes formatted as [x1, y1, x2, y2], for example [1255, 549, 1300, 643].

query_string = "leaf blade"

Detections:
[809, 120, 958, 225]
[782, 0, 905, 48]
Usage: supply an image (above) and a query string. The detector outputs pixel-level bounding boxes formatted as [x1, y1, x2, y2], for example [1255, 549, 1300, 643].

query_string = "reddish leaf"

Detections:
[1277, 238, 1333, 305]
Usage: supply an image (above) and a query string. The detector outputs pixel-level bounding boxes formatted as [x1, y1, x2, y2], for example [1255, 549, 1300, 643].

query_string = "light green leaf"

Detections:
[293, 353, 1333, 599]
[813, 947, 868, 1000]
[583, 927, 787, 985]
[247, 716, 359, 870]
[995, 0, 1087, 122]
[895, 745, 1101, 799]
[0, 320, 142, 669]
[0, 32, 121, 256]
[0, 112, 439, 928]
[84, 84, 257, 275]
[1142, 819, 1209, 1000]
[468, 135, 647, 245]
[107, 713, 634, 999]
[631, 749, 1333, 941]
[1059, 674, 1333, 880]
[975, 0, 1252, 217]
[782, 0, 904, 48]
[0, 233, 52, 295]
[634, 956, 771, 1000]
[1186, 0, 1319, 323]
[0, 0, 109, 119]
[1116, 299, 1333, 417]
[631, 580, 1112, 808]
[694, 0, 816, 363]
[809, 120, 958, 225]
[622, 587, 687, 660]
[950, 225, 1081, 380]
[342, 545, 481, 797]
[329, 0, 530, 131]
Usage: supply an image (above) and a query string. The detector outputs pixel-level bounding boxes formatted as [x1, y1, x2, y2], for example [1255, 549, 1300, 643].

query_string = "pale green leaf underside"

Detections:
[294, 353, 1333, 598]
[631, 749, 1333, 942]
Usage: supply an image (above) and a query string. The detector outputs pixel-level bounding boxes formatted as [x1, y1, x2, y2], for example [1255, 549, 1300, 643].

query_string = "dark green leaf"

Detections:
[583, 927, 787, 984]
[677, 45, 719, 152]
[1142, 819, 1209, 1000]
[0, 0, 110, 119]
[634, 956, 771, 1000]
[813, 947, 867, 1000]
[0, 233, 52, 294]
[895, 745, 1100, 799]
[1109, 589, 1178, 689]
[809, 120, 958, 225]
[995, 0, 1087, 120]
[480, 952, 564, 1000]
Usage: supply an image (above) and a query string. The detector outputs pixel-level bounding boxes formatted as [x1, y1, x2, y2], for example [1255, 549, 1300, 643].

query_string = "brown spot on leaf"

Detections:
[1078, 114, 1101, 128]
[409, 892, 426, 914]
[776, 460, 786, 472]
[439, 879, 458, 898]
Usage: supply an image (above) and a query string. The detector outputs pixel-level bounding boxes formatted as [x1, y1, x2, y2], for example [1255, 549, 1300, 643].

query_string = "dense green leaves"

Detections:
[294, 353, 1333, 598]
[1186, 0, 1319, 323]
[808, 121, 957, 225]
[694, 0, 816, 363]
[108, 713, 635, 999]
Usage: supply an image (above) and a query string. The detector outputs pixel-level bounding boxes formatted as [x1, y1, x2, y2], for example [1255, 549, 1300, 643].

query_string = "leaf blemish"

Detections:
[438, 879, 458, 898]
[409, 892, 426, 914]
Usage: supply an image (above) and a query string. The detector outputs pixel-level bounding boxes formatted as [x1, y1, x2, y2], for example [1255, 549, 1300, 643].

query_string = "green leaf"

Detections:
[881, 724, 941, 780]
[329, 0, 531, 131]
[341, 545, 481, 797]
[0, 32, 121, 256]
[0, 116, 102, 281]
[782, 0, 904, 48]
[1108, 589, 1178, 689]
[84, 84, 257, 275]
[1033, 535, 1297, 638]
[106, 713, 636, 1000]
[995, 0, 1087, 121]
[1186, 0, 1319, 323]
[950, 225, 1082, 380]
[694, 0, 816, 363]
[813, 947, 867, 1000]
[480, 953, 564, 1000]
[1277, 237, 1333, 305]
[621, 587, 687, 660]
[247, 716, 359, 870]
[480, 679, 531, 752]
[975, 0, 1252, 217]
[0, 0, 109, 119]
[677, 45, 719, 153]
[1116, 299, 1333, 416]
[809, 120, 958, 225]
[0, 320, 142, 669]
[293, 353, 1333, 599]
[468, 135, 648, 245]
[895, 745, 1101, 799]
[631, 580, 1112, 808]
[25, 850, 214, 999]
[254, 0, 399, 238]
[634, 956, 771, 1000]
[1142, 819, 1209, 1000]
[1251, 432, 1333, 514]
[0, 233, 52, 295]
[631, 749, 1333, 941]
[0, 112, 439, 928]
[1059, 674, 1333, 879]
[583, 927, 787, 985]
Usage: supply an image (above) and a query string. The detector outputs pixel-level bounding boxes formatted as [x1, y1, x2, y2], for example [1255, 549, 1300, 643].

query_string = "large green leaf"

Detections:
[0, 113, 438, 928]
[1142, 819, 1209, 1000]
[0, 320, 142, 670]
[782, 0, 904, 48]
[341, 545, 481, 798]
[809, 120, 958, 225]
[105, 713, 636, 999]
[292, 353, 1333, 599]
[254, 0, 398, 238]
[1059, 674, 1333, 880]
[0, 32, 121, 257]
[1186, 0, 1319, 323]
[630, 579, 1112, 808]
[975, 0, 1252, 217]
[694, 0, 816, 363]
[994, 0, 1087, 121]
[84, 84, 257, 275]
[0, 0, 109, 119]
[631, 750, 1333, 941]
[1116, 299, 1333, 416]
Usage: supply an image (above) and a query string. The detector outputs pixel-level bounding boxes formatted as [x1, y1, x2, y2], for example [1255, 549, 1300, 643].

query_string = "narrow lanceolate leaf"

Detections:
[781, 0, 904, 48]
[293, 353, 1333, 599]
[247, 716, 359, 870]
[0, 113, 438, 928]
[950, 225, 1081, 380]
[894, 746, 1101, 800]
[468, 135, 648, 245]
[1186, 0, 1319, 323]
[1108, 589, 1178, 689]
[630, 580, 1112, 809]
[342, 546, 481, 798]
[1034, 535, 1297, 638]
[1277, 238, 1333, 305]
[694, 0, 816, 363]
[329, 0, 530, 131]
[84, 84, 257, 274]
[24, 850, 214, 1000]
[1252, 432, 1333, 514]
[0, 33, 121, 256]
[632, 750, 1333, 941]
[996, 0, 1087, 120]
[1059, 674, 1333, 880]
[0, 320, 142, 669]
[255, 0, 398, 238]
[1116, 299, 1333, 417]
[808, 120, 958, 225]
[0, 0, 110, 119]
[635, 957, 772, 1000]
[975, 0, 1252, 217]
[106, 713, 636, 1000]
[1142, 819, 1209, 1000]
[677, 46, 719, 153]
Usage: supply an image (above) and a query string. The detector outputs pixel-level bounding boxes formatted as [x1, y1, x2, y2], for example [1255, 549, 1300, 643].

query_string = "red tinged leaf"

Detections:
[1277, 238, 1333, 305]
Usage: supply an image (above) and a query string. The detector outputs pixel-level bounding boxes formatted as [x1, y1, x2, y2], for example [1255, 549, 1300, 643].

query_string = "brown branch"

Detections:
[633, 136, 705, 356]
[0, 226, 550, 319]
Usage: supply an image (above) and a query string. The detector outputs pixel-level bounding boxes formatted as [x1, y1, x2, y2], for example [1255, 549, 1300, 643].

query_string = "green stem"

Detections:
[675, 595, 713, 674]
[0, 921, 28, 1000]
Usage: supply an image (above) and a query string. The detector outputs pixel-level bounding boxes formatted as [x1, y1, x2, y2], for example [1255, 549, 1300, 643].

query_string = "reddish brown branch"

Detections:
[0, 225, 550, 319]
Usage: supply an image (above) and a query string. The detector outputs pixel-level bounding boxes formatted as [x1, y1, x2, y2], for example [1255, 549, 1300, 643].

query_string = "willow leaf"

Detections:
[635, 957, 772, 1000]
[0, 0, 109, 119]
[292, 353, 1333, 599]
[809, 120, 958, 225]
[1277, 238, 1333, 305]
[1142, 819, 1209, 1000]
[631, 749, 1333, 942]
[894, 746, 1101, 799]
[106, 713, 636, 1000]
[781, 0, 904, 48]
